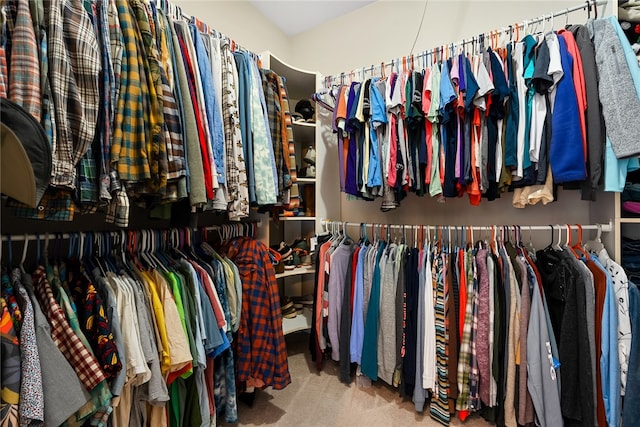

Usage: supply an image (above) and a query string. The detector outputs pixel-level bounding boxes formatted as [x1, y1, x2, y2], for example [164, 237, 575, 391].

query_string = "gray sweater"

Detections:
[589, 18, 640, 159]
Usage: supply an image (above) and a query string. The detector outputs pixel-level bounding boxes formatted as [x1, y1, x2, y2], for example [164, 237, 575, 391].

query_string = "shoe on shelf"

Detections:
[283, 255, 296, 270]
[275, 261, 285, 274]
[301, 254, 312, 266]
[281, 297, 294, 312]
[305, 165, 316, 178]
[292, 251, 302, 268]
[271, 242, 292, 259]
[268, 247, 282, 265]
[291, 238, 310, 255]
[303, 146, 316, 165]
[291, 294, 314, 306]
[282, 305, 297, 318]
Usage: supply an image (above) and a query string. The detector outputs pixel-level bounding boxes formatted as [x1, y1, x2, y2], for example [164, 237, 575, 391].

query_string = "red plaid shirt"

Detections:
[224, 237, 291, 390]
[32, 266, 106, 391]
[8, 0, 41, 121]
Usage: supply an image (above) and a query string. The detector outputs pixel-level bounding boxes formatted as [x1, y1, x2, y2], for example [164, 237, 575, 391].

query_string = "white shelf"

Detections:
[282, 308, 312, 335]
[293, 121, 316, 128]
[276, 266, 316, 279]
[620, 218, 640, 224]
[296, 178, 316, 183]
[278, 216, 316, 221]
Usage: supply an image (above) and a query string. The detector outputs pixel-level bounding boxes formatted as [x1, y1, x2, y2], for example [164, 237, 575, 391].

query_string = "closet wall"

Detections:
[290, 1, 613, 75]
[172, 0, 292, 62]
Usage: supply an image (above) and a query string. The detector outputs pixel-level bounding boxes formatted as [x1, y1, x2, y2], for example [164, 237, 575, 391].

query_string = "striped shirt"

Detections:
[429, 250, 450, 426]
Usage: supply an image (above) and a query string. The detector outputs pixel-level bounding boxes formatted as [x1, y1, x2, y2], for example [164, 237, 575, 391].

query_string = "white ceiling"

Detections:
[248, 1, 376, 36]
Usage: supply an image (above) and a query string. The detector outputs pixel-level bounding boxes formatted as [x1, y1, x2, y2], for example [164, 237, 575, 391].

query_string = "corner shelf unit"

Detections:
[261, 51, 319, 335]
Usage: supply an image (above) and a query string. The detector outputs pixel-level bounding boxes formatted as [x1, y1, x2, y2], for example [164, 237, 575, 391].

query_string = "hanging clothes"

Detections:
[1, 1, 295, 224]
[328, 17, 640, 211]
[0, 228, 289, 427]
[316, 222, 630, 427]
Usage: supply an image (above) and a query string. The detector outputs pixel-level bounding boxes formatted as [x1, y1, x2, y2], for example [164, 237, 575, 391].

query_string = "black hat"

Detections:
[295, 99, 315, 121]
[1, 98, 52, 207]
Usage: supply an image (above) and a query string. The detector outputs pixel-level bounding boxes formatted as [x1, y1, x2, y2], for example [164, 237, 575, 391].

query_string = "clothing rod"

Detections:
[0, 221, 261, 243]
[160, 0, 253, 56]
[322, 220, 613, 233]
[324, 0, 607, 83]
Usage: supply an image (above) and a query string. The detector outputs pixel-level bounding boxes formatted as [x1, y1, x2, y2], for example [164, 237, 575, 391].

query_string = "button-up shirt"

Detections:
[32, 266, 106, 391]
[47, 0, 101, 189]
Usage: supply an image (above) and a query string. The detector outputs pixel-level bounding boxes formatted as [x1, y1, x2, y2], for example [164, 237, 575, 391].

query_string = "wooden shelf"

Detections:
[296, 178, 316, 183]
[278, 216, 316, 221]
[276, 266, 316, 279]
[282, 308, 312, 335]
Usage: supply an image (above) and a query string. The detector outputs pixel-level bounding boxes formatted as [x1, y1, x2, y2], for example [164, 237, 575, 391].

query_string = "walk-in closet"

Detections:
[1, 0, 639, 426]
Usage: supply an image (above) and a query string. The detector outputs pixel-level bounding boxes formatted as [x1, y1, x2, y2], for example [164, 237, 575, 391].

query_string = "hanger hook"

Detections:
[20, 234, 29, 271]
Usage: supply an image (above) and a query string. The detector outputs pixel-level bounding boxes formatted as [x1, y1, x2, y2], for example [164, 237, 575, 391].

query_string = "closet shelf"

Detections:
[296, 178, 316, 184]
[620, 218, 640, 224]
[278, 216, 316, 221]
[292, 121, 316, 128]
[276, 266, 316, 279]
[282, 308, 312, 335]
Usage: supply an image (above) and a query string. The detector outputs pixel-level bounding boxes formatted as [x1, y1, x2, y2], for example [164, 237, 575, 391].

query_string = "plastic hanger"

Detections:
[552, 225, 563, 251]
[571, 224, 591, 259]
[584, 223, 605, 254]
[489, 225, 497, 254]
[19, 235, 28, 274]
[564, 224, 580, 258]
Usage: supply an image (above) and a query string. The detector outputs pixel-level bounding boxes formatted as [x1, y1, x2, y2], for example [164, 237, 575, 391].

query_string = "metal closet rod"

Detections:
[322, 220, 613, 233]
[324, 0, 608, 83]
[0, 221, 261, 243]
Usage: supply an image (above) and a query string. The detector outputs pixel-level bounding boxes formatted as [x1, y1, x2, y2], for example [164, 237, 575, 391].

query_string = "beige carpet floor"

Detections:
[224, 332, 493, 427]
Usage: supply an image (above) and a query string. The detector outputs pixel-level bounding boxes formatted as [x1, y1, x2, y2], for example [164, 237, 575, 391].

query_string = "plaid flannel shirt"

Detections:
[8, 0, 40, 121]
[77, 142, 99, 206]
[131, 0, 167, 194]
[155, 10, 185, 183]
[32, 266, 106, 391]
[108, 0, 123, 116]
[0, 46, 8, 97]
[221, 40, 249, 219]
[112, 0, 150, 183]
[94, 0, 114, 201]
[104, 188, 130, 227]
[47, 0, 101, 188]
[7, 188, 76, 221]
[3, 1, 17, 67]
[456, 248, 477, 411]
[276, 74, 300, 209]
[225, 237, 291, 390]
[261, 70, 284, 200]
